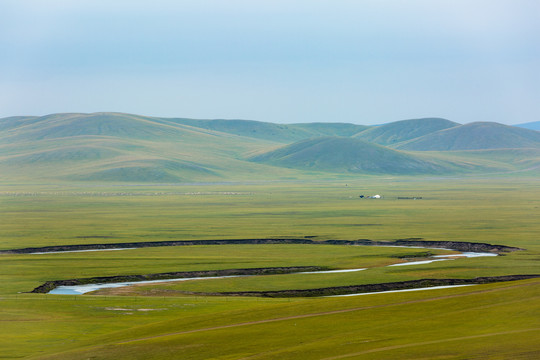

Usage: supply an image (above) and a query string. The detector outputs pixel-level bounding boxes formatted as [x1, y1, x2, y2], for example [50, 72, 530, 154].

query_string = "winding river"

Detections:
[46, 250, 497, 295]
[49, 275, 243, 295]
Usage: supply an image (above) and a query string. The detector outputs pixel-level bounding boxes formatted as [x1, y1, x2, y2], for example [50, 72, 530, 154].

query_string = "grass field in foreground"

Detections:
[1, 279, 538, 359]
[0, 176, 539, 359]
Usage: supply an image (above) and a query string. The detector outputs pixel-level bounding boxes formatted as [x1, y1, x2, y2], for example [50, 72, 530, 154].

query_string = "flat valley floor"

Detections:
[1, 176, 539, 359]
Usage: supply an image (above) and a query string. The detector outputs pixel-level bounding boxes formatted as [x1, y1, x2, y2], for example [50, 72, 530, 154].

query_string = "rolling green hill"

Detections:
[396, 122, 540, 151]
[250, 137, 455, 174]
[0, 113, 302, 182]
[1, 112, 539, 182]
[165, 118, 309, 143]
[0, 137, 226, 183]
[0, 112, 222, 143]
[290, 122, 368, 137]
[354, 117, 459, 146]
[166, 118, 367, 143]
[0, 116, 41, 131]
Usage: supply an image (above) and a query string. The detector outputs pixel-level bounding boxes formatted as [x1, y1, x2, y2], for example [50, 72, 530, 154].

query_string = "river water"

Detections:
[49, 275, 243, 295]
[388, 251, 497, 267]
[327, 284, 476, 297]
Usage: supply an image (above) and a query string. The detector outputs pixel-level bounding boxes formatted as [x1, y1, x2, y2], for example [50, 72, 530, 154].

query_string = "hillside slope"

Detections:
[0, 112, 224, 143]
[289, 122, 368, 137]
[427, 148, 540, 173]
[354, 118, 459, 146]
[0, 116, 41, 131]
[166, 118, 367, 143]
[0, 113, 301, 182]
[396, 122, 540, 151]
[2, 112, 539, 182]
[250, 137, 454, 174]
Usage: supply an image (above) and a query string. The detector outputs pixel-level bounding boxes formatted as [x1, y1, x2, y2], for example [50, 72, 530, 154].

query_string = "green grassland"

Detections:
[2, 178, 539, 249]
[2, 280, 539, 359]
[1, 177, 539, 359]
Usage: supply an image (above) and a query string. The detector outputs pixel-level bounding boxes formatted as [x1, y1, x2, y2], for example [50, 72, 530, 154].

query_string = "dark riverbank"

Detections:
[30, 266, 327, 293]
[1, 238, 522, 255]
[24, 238, 527, 295]
[176, 275, 540, 298]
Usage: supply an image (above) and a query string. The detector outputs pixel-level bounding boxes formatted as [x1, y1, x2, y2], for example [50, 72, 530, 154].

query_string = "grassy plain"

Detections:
[0, 176, 539, 359]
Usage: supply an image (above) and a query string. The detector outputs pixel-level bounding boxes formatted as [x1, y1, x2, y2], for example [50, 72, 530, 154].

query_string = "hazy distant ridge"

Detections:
[395, 122, 540, 151]
[250, 137, 450, 174]
[1, 112, 539, 182]
[515, 121, 540, 131]
[354, 118, 460, 146]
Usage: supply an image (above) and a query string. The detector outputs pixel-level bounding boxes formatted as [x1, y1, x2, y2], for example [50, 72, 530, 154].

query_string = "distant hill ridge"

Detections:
[354, 117, 460, 146]
[249, 137, 451, 174]
[0, 113, 369, 144]
[396, 122, 540, 151]
[515, 121, 540, 131]
[166, 118, 368, 143]
[1, 112, 539, 182]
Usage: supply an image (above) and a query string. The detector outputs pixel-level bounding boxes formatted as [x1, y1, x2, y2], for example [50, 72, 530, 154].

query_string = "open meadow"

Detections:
[1, 176, 539, 359]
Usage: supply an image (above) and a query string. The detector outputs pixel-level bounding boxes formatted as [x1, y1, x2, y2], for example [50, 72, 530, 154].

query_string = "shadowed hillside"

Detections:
[354, 118, 459, 146]
[250, 137, 452, 174]
[396, 122, 540, 151]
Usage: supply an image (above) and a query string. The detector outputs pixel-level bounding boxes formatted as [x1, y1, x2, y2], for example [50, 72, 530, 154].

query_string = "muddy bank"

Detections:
[5, 239, 314, 254]
[1, 238, 522, 254]
[30, 266, 326, 293]
[323, 239, 520, 253]
[178, 275, 540, 298]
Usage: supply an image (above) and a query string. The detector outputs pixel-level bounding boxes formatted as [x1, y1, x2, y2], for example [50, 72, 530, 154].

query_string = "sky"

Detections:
[1, 0, 539, 125]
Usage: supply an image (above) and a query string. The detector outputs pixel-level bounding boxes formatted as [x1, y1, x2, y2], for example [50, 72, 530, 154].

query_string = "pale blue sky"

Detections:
[1, 0, 539, 124]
